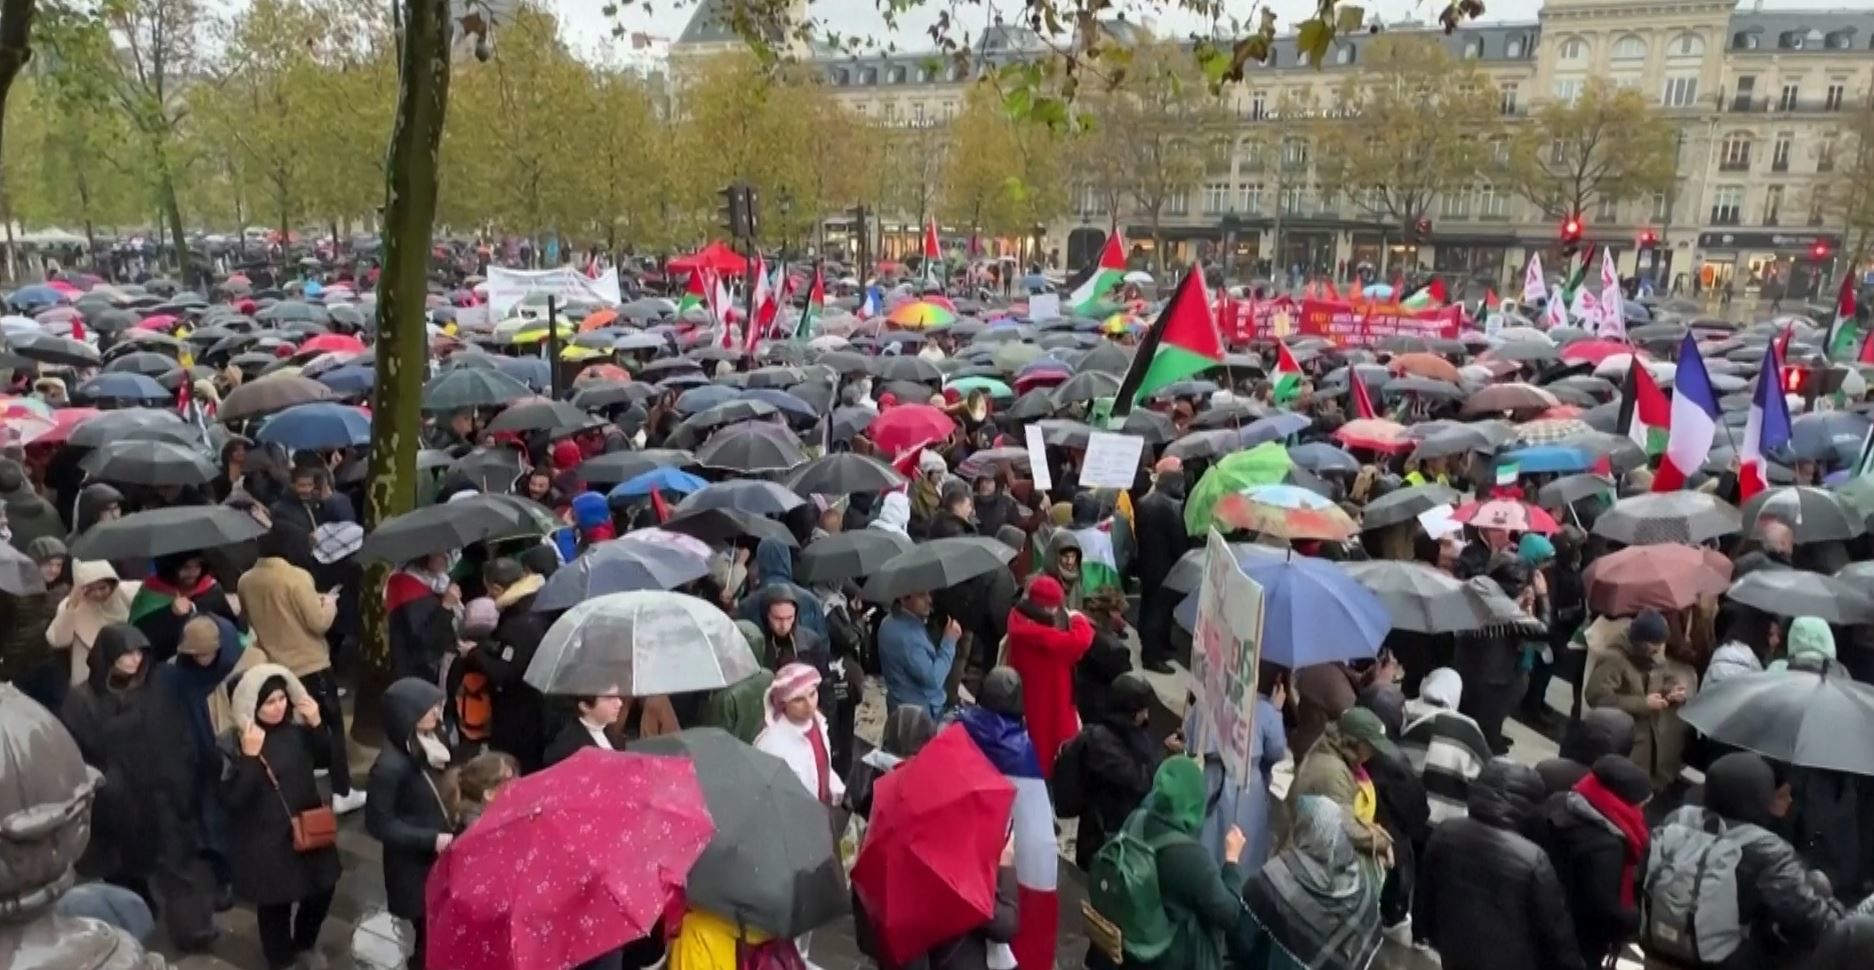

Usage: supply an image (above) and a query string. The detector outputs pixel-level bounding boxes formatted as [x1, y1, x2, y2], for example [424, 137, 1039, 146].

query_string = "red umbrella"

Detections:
[1334, 417, 1413, 454]
[1583, 543, 1732, 615]
[1562, 339, 1643, 366]
[1452, 497, 1560, 534]
[870, 403, 957, 456]
[853, 725, 1015, 966]
[27, 407, 101, 447]
[425, 748, 714, 970]
[299, 333, 367, 355]
[134, 313, 181, 332]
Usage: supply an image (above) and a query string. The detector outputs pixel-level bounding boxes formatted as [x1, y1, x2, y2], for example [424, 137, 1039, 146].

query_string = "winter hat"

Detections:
[1590, 754, 1652, 805]
[918, 450, 948, 476]
[1785, 616, 1837, 663]
[1153, 455, 1183, 475]
[462, 597, 500, 638]
[551, 439, 582, 470]
[24, 535, 66, 564]
[1517, 533, 1556, 566]
[1628, 609, 1669, 647]
[177, 616, 223, 660]
[766, 662, 822, 718]
[1026, 575, 1065, 610]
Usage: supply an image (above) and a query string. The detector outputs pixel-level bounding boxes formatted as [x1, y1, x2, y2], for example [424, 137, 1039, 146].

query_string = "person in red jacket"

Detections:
[1004, 575, 1094, 779]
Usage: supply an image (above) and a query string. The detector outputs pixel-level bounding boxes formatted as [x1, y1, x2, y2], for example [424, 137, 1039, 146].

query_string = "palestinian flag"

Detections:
[1068, 232, 1127, 314]
[129, 575, 218, 625]
[1825, 273, 1859, 361]
[1561, 246, 1594, 304]
[1400, 278, 1447, 310]
[1070, 524, 1122, 599]
[676, 269, 707, 317]
[1618, 357, 1670, 456]
[1272, 341, 1305, 404]
[794, 264, 825, 341]
[1110, 265, 1223, 417]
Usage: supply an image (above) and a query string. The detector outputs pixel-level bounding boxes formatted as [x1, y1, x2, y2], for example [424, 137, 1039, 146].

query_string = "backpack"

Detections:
[1051, 731, 1090, 819]
[455, 671, 493, 742]
[1087, 809, 1186, 963]
[1641, 806, 1768, 966]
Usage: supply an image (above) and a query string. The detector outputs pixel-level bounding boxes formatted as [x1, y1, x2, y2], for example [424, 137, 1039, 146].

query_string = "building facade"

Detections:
[672, 1, 1874, 299]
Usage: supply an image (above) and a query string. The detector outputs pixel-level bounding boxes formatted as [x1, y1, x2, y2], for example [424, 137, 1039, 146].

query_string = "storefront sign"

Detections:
[1696, 231, 1841, 252]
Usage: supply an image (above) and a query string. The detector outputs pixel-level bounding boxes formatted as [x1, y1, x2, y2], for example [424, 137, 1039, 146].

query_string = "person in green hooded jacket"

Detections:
[1127, 757, 1247, 970]
[696, 620, 775, 743]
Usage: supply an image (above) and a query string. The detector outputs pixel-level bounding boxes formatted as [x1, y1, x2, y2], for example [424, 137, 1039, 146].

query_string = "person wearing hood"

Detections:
[1098, 757, 1246, 970]
[1232, 796, 1383, 970]
[1454, 558, 1545, 755]
[458, 557, 549, 772]
[754, 662, 844, 805]
[1584, 609, 1690, 795]
[130, 551, 241, 664]
[46, 557, 138, 686]
[567, 490, 616, 552]
[1535, 707, 1637, 796]
[735, 537, 828, 639]
[1544, 755, 1652, 967]
[870, 490, 912, 538]
[1401, 667, 1492, 822]
[1, 534, 70, 709]
[909, 450, 949, 534]
[548, 438, 584, 500]
[1134, 456, 1193, 674]
[1645, 753, 1843, 968]
[1416, 759, 1584, 970]
[1039, 528, 1085, 610]
[59, 623, 219, 951]
[365, 678, 454, 970]
[1004, 575, 1095, 779]
[698, 620, 776, 744]
[1771, 615, 1848, 676]
[384, 550, 462, 685]
[69, 481, 125, 543]
[1289, 707, 1397, 868]
[219, 665, 341, 970]
[1068, 673, 1162, 871]
[0, 457, 63, 550]
[1764, 618, 1872, 901]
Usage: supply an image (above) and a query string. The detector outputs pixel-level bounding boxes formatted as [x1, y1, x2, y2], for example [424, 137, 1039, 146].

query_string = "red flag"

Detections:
[1860, 330, 1874, 365]
[1350, 370, 1378, 420]
[1775, 324, 1795, 365]
[650, 489, 670, 523]
[923, 219, 941, 263]
[70, 317, 87, 343]
[1425, 278, 1450, 305]
[1484, 288, 1501, 310]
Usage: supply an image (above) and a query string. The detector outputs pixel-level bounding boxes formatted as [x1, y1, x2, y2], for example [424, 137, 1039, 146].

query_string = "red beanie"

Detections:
[1027, 575, 1064, 610]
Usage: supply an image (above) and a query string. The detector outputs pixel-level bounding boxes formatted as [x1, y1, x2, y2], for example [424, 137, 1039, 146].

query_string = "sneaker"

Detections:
[332, 790, 368, 815]
[1143, 658, 1176, 675]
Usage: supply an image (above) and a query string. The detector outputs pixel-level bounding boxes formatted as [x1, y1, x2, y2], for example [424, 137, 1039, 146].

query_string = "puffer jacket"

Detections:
[1544, 791, 1638, 965]
[1416, 760, 1585, 970]
[1704, 641, 1764, 687]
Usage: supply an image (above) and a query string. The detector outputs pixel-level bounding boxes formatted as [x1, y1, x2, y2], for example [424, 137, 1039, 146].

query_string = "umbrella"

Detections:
[784, 452, 906, 496]
[1183, 442, 1295, 534]
[1162, 542, 1286, 594]
[1463, 382, 1560, 417]
[0, 543, 45, 595]
[1211, 484, 1358, 541]
[1361, 483, 1461, 530]
[609, 466, 710, 499]
[662, 507, 799, 548]
[634, 729, 849, 936]
[533, 537, 714, 611]
[79, 440, 216, 486]
[694, 422, 807, 474]
[1285, 442, 1358, 475]
[1679, 670, 1874, 776]
[1387, 353, 1461, 383]
[1537, 473, 1615, 510]
[1514, 417, 1595, 444]
[888, 299, 957, 329]
[524, 591, 755, 696]
[425, 748, 714, 970]
[1343, 561, 1542, 635]
[1504, 444, 1593, 475]
[1593, 492, 1741, 545]
[1582, 543, 1732, 615]
[1333, 417, 1412, 454]
[255, 403, 371, 450]
[1174, 555, 1390, 668]
[684, 399, 780, 433]
[423, 367, 533, 411]
[65, 408, 185, 448]
[1051, 370, 1121, 406]
[358, 494, 549, 563]
[487, 399, 600, 435]
[577, 449, 695, 486]
[1726, 570, 1874, 625]
[874, 355, 945, 384]
[1740, 486, 1864, 543]
[862, 536, 1017, 602]
[676, 479, 805, 516]
[675, 384, 740, 414]
[9, 330, 99, 367]
[1782, 411, 1871, 467]
[853, 725, 1016, 966]
[797, 529, 915, 585]
[869, 404, 957, 455]
[741, 388, 821, 424]
[1451, 497, 1559, 535]
[75, 372, 169, 404]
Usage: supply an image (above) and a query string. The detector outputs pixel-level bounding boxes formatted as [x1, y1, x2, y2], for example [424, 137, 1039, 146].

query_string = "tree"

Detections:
[939, 81, 1066, 243]
[1506, 77, 1676, 222]
[1816, 93, 1874, 296]
[577, 67, 673, 253]
[1315, 35, 1497, 242]
[96, 0, 209, 280]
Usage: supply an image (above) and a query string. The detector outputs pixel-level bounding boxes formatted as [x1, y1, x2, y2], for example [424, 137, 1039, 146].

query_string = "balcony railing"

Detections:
[1725, 96, 1844, 113]
[1718, 158, 1752, 172]
[1710, 210, 1742, 226]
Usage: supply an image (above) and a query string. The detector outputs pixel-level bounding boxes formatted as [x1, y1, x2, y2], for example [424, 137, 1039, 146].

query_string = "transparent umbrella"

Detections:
[524, 591, 757, 697]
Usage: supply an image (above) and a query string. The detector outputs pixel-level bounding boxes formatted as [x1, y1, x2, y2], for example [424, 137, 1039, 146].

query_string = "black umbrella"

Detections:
[1005, 388, 1057, 421]
[443, 447, 526, 493]
[1037, 419, 1095, 449]
[874, 355, 942, 384]
[576, 449, 696, 486]
[783, 453, 905, 496]
[662, 506, 798, 548]
[79, 440, 217, 486]
[532, 538, 713, 611]
[634, 728, 848, 936]
[1343, 561, 1542, 635]
[815, 350, 872, 376]
[1118, 408, 1176, 445]
[422, 367, 532, 411]
[1163, 429, 1244, 462]
[1537, 473, 1615, 510]
[1726, 570, 1874, 624]
[9, 330, 100, 367]
[485, 399, 599, 435]
[797, 529, 915, 585]
[862, 536, 1017, 602]
[357, 494, 549, 563]
[104, 351, 181, 377]
[695, 422, 807, 474]
[66, 408, 189, 449]
[686, 399, 780, 434]
[1051, 370, 1121, 406]
[69, 505, 268, 561]
[826, 406, 875, 443]
[1680, 669, 1874, 775]
[0, 543, 45, 595]
[572, 380, 656, 410]
[675, 479, 805, 516]
[1360, 483, 1460, 530]
[1593, 491, 1741, 546]
[1740, 486, 1864, 543]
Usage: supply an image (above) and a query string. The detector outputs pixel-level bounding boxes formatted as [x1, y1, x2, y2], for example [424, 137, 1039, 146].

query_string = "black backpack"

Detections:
[1052, 730, 1091, 818]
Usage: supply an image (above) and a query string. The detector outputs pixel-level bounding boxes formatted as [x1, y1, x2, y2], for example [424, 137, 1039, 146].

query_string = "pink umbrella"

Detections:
[1452, 497, 1560, 535]
[134, 313, 181, 332]
[45, 280, 82, 296]
[299, 333, 367, 355]
[425, 748, 714, 970]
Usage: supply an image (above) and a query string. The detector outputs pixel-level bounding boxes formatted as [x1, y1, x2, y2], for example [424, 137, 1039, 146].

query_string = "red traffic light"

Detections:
[1638, 230, 1657, 247]
[1811, 241, 1831, 260]
[1561, 216, 1583, 243]
[1783, 366, 1809, 394]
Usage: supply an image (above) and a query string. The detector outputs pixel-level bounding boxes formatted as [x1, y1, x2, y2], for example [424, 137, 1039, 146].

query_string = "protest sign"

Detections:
[1188, 529, 1267, 783]
[1079, 432, 1145, 489]
[1025, 425, 1052, 492]
[1028, 293, 1061, 321]
[487, 265, 622, 317]
[1219, 297, 1463, 346]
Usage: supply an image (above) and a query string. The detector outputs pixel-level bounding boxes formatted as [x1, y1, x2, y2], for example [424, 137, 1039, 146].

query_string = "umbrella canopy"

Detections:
[423, 367, 533, 411]
[1343, 561, 1543, 635]
[869, 404, 957, 455]
[10, 330, 99, 367]
[1537, 473, 1615, 510]
[358, 493, 550, 562]
[1360, 483, 1461, 530]
[1582, 543, 1733, 615]
[76, 372, 169, 404]
[662, 507, 799, 548]
[65, 408, 185, 448]
[425, 748, 714, 970]
[1285, 442, 1358, 475]
[219, 374, 339, 422]
[853, 725, 1016, 966]
[576, 449, 695, 486]
[1211, 484, 1358, 541]
[486, 399, 600, 435]
[79, 439, 216, 486]
[634, 729, 849, 936]
[675, 479, 804, 516]
[694, 422, 807, 474]
[1451, 497, 1559, 535]
[784, 452, 906, 496]
[862, 536, 1017, 602]
[887, 299, 957, 329]
[0, 543, 45, 595]
[1175, 556, 1390, 668]
[533, 535, 714, 611]
[1679, 669, 1874, 776]
[1740, 486, 1864, 543]
[1184, 442, 1294, 534]
[610, 467, 710, 499]
[797, 529, 916, 585]
[524, 591, 756, 697]
[1463, 382, 1559, 416]
[1726, 570, 1874, 624]
[1387, 353, 1461, 383]
[255, 402, 371, 450]
[1782, 411, 1870, 467]
[1333, 417, 1413, 454]
[1593, 491, 1741, 546]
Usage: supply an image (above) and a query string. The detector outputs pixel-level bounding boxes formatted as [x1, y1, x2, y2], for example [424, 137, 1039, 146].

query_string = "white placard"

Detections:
[1188, 528, 1266, 783]
[1028, 293, 1061, 321]
[1025, 425, 1052, 492]
[1080, 431, 1146, 489]
[1416, 503, 1463, 540]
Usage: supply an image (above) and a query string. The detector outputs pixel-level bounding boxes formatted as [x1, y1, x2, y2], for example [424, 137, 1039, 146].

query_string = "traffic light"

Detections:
[1811, 241, 1831, 261]
[1561, 215, 1583, 247]
[1414, 216, 1432, 240]
[1783, 365, 1811, 395]
[718, 184, 758, 239]
[1638, 229, 1658, 249]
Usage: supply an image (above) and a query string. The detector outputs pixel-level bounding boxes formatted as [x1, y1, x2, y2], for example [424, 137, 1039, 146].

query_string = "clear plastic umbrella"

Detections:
[524, 591, 757, 697]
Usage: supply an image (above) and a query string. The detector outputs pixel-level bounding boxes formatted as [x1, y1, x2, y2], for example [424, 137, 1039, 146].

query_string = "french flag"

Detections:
[1739, 339, 1792, 503]
[859, 285, 880, 318]
[957, 705, 1057, 970]
[1653, 333, 1720, 492]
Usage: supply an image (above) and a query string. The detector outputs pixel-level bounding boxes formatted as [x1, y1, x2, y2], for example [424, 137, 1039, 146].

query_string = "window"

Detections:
[1711, 185, 1743, 224]
[911, 102, 926, 125]
[1595, 196, 1618, 223]
[941, 101, 955, 121]
[860, 67, 878, 84]
[1808, 192, 1827, 227]
[1763, 185, 1784, 225]
[1670, 33, 1705, 58]
[882, 101, 898, 124]
[832, 69, 849, 86]
[1316, 187, 1338, 216]
[1079, 185, 1106, 215]
[1166, 188, 1189, 216]
[1819, 134, 1838, 173]
[1773, 133, 1792, 172]
[1464, 39, 1482, 60]
[1720, 133, 1752, 170]
[1499, 82, 1519, 115]
[1733, 32, 1759, 51]
[1558, 37, 1586, 63]
[1240, 142, 1264, 170]
[1440, 190, 1472, 219]
[1203, 181, 1230, 214]
[1281, 138, 1309, 168]
[887, 66, 906, 84]
[1662, 75, 1699, 108]
[1548, 139, 1569, 165]
[1778, 83, 1799, 111]
[1612, 36, 1647, 61]
[1249, 90, 1267, 120]
[917, 66, 934, 83]
[947, 63, 966, 82]
[1554, 78, 1583, 104]
[1279, 186, 1305, 215]
[1826, 83, 1846, 111]
[1490, 136, 1510, 165]
[1779, 32, 1803, 50]
[1240, 184, 1263, 214]
[1507, 36, 1525, 59]
[1478, 184, 1508, 219]
[1337, 45, 1355, 66]
[1652, 192, 1671, 222]
[1731, 76, 1755, 111]
[1827, 30, 1853, 50]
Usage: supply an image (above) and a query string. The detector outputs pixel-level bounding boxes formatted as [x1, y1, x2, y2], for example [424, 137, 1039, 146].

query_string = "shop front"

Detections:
[1430, 236, 1513, 293]
[1696, 230, 1840, 301]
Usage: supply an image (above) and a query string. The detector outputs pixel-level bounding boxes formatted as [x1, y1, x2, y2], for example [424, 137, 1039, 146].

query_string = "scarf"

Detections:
[415, 731, 452, 770]
[1247, 796, 1383, 970]
[1573, 774, 1649, 906]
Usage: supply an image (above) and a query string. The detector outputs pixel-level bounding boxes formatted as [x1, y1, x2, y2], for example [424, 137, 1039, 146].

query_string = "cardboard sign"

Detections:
[1079, 431, 1145, 489]
[1188, 529, 1267, 783]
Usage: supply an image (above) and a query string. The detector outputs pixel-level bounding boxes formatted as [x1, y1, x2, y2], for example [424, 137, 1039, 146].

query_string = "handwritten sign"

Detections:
[1188, 529, 1266, 783]
[1025, 425, 1052, 493]
[1079, 431, 1145, 489]
[1028, 293, 1061, 321]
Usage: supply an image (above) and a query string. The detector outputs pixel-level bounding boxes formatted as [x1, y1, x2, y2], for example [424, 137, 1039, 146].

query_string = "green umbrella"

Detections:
[945, 375, 1014, 399]
[1183, 441, 1294, 535]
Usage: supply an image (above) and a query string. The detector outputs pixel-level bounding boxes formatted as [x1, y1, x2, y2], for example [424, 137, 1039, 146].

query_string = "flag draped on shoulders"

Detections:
[1110, 265, 1223, 417]
[1070, 524, 1121, 596]
[956, 705, 1057, 970]
[1653, 334, 1719, 492]
[1068, 233, 1128, 315]
[1739, 339, 1792, 503]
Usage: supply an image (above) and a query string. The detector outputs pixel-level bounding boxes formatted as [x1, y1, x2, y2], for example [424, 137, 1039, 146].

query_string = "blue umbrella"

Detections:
[532, 537, 712, 610]
[1505, 444, 1594, 475]
[1241, 411, 1311, 448]
[675, 384, 739, 415]
[609, 466, 709, 499]
[492, 355, 550, 390]
[1286, 442, 1358, 475]
[1779, 411, 1871, 468]
[10, 284, 64, 310]
[1174, 555, 1390, 668]
[256, 403, 372, 450]
[77, 372, 168, 403]
[317, 364, 376, 394]
[740, 388, 820, 423]
[1622, 300, 1652, 323]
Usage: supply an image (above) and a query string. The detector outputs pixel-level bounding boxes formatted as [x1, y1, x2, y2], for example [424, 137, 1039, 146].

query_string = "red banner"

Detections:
[1220, 298, 1463, 346]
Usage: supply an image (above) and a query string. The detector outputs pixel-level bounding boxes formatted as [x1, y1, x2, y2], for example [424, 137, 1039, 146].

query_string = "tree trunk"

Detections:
[159, 163, 190, 283]
[357, 0, 452, 743]
[0, 0, 36, 171]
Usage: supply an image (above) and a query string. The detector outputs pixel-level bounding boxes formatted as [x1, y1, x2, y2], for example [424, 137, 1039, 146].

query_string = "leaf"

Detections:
[1030, 95, 1070, 131]
[1297, 19, 1332, 68]
[1002, 84, 1035, 119]
[1336, 5, 1365, 33]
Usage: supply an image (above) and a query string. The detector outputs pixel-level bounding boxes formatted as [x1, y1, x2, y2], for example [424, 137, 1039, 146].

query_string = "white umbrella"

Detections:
[523, 590, 756, 697]
[1122, 270, 1154, 285]
[1493, 326, 1554, 346]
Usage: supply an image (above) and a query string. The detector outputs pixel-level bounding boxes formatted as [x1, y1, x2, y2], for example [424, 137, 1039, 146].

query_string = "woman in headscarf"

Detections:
[1233, 796, 1383, 970]
[45, 559, 138, 686]
[869, 490, 912, 538]
[1103, 758, 1244, 970]
[753, 662, 844, 806]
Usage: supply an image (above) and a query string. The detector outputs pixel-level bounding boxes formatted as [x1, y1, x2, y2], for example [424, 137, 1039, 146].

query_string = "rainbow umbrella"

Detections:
[887, 299, 957, 329]
[1213, 484, 1358, 541]
[1099, 313, 1139, 336]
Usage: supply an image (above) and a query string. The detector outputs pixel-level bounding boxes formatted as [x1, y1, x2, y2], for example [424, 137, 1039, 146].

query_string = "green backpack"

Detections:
[1087, 809, 1185, 963]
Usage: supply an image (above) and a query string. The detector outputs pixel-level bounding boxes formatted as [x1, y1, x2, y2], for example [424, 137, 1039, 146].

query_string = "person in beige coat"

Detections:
[1582, 609, 1692, 795]
[45, 559, 140, 686]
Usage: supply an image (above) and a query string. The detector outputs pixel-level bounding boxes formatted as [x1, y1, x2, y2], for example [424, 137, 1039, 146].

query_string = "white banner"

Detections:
[1522, 253, 1547, 306]
[486, 265, 622, 318]
[1189, 529, 1267, 783]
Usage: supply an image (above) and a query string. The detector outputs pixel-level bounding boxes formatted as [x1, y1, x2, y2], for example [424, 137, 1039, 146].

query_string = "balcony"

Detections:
[1726, 96, 1844, 114]
[1718, 158, 1752, 172]
[1710, 210, 1742, 226]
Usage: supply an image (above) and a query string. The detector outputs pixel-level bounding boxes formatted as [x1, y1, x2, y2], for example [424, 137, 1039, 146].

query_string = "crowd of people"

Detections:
[2, 257, 1874, 970]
